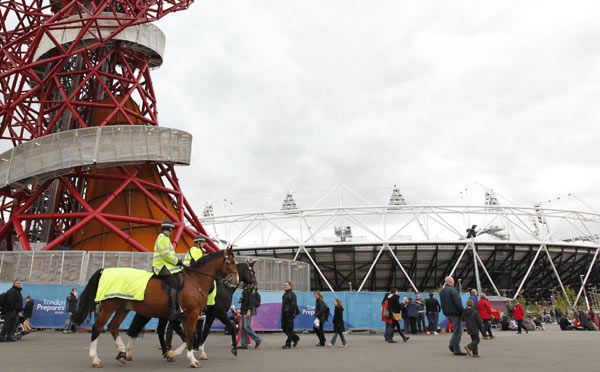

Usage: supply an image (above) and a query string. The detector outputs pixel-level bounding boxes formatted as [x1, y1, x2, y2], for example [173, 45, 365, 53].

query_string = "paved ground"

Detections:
[0, 325, 597, 372]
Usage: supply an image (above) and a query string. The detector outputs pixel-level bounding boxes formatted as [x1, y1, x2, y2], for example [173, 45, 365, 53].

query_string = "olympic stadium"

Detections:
[199, 185, 600, 304]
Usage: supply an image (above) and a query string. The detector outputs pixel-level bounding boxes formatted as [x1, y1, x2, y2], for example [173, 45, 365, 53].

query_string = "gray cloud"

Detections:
[151, 0, 600, 215]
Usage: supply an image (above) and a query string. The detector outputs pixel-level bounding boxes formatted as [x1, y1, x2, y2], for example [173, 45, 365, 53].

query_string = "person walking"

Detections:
[328, 298, 347, 347]
[381, 292, 393, 342]
[21, 296, 34, 333]
[281, 281, 300, 349]
[0, 280, 23, 342]
[425, 292, 441, 335]
[313, 291, 327, 346]
[416, 294, 426, 333]
[152, 220, 184, 321]
[440, 276, 466, 355]
[238, 285, 262, 349]
[462, 299, 483, 358]
[63, 288, 78, 333]
[505, 300, 514, 319]
[388, 289, 410, 342]
[513, 301, 527, 334]
[477, 293, 494, 339]
[406, 297, 419, 335]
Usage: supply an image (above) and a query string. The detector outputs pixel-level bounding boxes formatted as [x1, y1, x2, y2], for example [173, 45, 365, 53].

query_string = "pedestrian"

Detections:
[416, 293, 426, 333]
[440, 276, 466, 355]
[388, 289, 410, 342]
[238, 285, 262, 349]
[0, 280, 23, 342]
[401, 297, 409, 333]
[425, 292, 441, 335]
[477, 293, 494, 339]
[468, 289, 479, 311]
[63, 288, 78, 334]
[513, 301, 527, 334]
[505, 300, 513, 319]
[313, 291, 328, 346]
[281, 281, 300, 349]
[328, 298, 347, 347]
[21, 296, 34, 333]
[462, 299, 483, 358]
[381, 292, 393, 342]
[406, 297, 419, 335]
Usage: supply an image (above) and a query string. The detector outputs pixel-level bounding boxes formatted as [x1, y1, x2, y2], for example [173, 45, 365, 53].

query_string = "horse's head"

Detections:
[236, 260, 258, 290]
[219, 246, 238, 288]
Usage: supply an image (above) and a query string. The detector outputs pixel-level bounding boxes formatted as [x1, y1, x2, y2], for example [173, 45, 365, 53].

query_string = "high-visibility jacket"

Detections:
[152, 233, 182, 275]
[183, 246, 204, 266]
[184, 246, 216, 306]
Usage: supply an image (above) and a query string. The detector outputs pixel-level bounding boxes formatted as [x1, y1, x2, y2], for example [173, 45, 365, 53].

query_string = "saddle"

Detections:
[153, 273, 185, 294]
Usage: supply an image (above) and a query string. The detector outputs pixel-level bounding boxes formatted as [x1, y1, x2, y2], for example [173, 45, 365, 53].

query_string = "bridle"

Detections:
[182, 251, 239, 296]
[234, 262, 258, 291]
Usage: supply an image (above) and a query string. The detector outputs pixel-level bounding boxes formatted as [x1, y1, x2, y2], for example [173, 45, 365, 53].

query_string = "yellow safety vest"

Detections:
[184, 246, 216, 305]
[152, 233, 182, 275]
[183, 246, 204, 266]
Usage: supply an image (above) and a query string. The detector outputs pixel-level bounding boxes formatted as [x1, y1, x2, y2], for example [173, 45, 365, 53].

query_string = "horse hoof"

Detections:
[167, 357, 175, 363]
[200, 355, 208, 361]
[126, 353, 133, 361]
[166, 351, 173, 359]
[231, 348, 237, 357]
[92, 361, 103, 368]
[190, 362, 199, 368]
[116, 351, 127, 364]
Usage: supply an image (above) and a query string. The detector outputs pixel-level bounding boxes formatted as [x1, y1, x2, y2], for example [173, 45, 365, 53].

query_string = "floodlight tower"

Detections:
[0, 0, 217, 253]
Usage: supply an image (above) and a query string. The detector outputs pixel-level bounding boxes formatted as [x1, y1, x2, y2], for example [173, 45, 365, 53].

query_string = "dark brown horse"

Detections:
[71, 246, 237, 368]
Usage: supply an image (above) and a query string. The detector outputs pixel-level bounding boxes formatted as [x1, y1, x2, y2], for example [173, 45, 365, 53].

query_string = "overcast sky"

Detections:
[151, 0, 600, 215]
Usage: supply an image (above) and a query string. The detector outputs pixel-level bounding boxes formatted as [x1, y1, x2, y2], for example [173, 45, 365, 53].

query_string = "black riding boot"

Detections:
[168, 288, 183, 321]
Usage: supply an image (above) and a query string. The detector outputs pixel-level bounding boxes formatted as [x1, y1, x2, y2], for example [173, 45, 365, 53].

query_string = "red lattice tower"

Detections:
[0, 0, 217, 252]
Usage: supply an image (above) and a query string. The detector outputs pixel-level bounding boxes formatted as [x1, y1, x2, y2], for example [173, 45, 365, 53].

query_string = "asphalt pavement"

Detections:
[0, 324, 597, 372]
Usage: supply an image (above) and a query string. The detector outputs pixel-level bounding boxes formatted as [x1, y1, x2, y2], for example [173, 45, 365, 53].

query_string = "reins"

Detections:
[182, 253, 238, 296]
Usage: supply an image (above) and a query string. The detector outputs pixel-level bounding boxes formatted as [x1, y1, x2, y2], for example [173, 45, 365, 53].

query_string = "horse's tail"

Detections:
[71, 268, 103, 326]
[126, 313, 152, 338]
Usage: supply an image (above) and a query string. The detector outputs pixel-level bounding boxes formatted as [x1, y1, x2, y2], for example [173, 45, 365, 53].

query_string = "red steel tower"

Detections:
[0, 0, 217, 253]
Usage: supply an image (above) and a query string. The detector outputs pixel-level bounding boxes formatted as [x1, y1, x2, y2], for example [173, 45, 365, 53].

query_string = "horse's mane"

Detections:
[188, 249, 226, 269]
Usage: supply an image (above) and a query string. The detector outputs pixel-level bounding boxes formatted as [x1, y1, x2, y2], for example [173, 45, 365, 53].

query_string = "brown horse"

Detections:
[71, 246, 237, 368]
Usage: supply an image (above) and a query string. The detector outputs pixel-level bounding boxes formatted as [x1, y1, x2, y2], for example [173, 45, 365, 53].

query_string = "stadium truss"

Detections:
[202, 203, 600, 305]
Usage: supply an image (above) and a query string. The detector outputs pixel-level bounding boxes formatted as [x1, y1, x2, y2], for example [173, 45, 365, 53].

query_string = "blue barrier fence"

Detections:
[0, 283, 468, 331]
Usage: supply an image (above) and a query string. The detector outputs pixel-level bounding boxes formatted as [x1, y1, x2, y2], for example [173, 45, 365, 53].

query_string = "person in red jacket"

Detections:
[513, 301, 528, 334]
[477, 293, 495, 339]
[381, 293, 394, 342]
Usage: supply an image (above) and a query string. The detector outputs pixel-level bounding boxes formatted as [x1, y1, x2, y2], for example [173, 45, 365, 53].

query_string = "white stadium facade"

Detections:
[201, 185, 600, 305]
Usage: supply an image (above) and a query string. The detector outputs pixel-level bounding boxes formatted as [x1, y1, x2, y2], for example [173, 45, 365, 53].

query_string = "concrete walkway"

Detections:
[0, 325, 596, 372]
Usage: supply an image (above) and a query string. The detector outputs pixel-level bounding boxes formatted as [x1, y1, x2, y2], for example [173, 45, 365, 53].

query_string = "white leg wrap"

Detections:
[126, 337, 135, 353]
[90, 339, 101, 363]
[115, 336, 126, 353]
[187, 349, 199, 365]
[173, 342, 187, 356]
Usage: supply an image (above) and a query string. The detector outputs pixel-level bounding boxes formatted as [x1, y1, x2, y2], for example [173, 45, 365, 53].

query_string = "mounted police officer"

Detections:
[153, 220, 184, 321]
[184, 237, 217, 307]
[183, 235, 208, 265]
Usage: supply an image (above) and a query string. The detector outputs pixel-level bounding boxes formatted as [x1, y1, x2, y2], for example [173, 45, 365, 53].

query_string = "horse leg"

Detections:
[89, 304, 116, 368]
[171, 312, 200, 368]
[107, 308, 130, 364]
[216, 312, 238, 357]
[157, 318, 170, 359]
[125, 337, 135, 362]
[126, 313, 151, 361]
[195, 318, 208, 360]
[198, 315, 215, 360]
